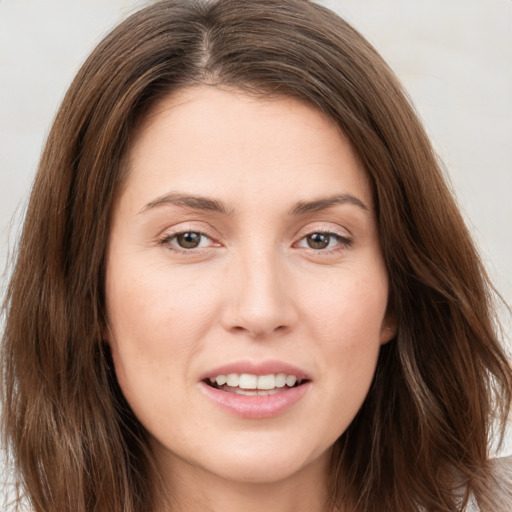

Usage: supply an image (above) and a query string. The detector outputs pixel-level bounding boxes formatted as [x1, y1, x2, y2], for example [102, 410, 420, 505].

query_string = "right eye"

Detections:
[160, 231, 217, 251]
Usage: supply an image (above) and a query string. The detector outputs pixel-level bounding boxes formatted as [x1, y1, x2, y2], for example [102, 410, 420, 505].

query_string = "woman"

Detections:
[2, 1, 511, 511]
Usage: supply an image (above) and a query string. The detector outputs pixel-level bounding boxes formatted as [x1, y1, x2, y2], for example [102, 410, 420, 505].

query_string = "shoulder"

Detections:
[465, 456, 512, 512]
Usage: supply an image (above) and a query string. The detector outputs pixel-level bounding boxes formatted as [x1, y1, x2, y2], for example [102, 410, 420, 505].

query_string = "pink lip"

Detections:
[199, 380, 311, 419]
[198, 360, 311, 419]
[199, 360, 310, 381]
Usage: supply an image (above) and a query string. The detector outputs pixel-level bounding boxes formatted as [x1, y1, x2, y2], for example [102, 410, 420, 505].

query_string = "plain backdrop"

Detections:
[1, 0, 511, 491]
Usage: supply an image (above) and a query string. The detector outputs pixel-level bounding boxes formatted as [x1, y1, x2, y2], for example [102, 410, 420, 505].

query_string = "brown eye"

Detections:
[176, 232, 202, 249]
[306, 233, 331, 249]
[160, 230, 219, 253]
[295, 231, 351, 253]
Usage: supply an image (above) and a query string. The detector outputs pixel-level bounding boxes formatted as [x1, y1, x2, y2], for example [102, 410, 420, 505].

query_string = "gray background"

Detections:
[1, 0, 511, 489]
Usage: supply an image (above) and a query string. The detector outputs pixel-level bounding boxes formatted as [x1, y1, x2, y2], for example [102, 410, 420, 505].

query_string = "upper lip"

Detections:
[200, 360, 310, 381]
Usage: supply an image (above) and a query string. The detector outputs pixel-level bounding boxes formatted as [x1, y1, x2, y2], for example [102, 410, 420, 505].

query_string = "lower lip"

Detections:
[199, 381, 311, 419]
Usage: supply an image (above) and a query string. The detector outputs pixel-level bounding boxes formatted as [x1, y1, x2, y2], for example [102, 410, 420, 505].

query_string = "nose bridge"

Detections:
[223, 242, 296, 337]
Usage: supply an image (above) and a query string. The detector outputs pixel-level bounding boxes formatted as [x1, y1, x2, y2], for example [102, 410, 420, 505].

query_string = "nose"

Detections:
[221, 249, 298, 338]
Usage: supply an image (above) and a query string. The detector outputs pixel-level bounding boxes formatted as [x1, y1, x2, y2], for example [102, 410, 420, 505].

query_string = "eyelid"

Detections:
[293, 222, 352, 241]
[157, 220, 221, 241]
[292, 223, 353, 253]
[161, 230, 214, 244]
[157, 222, 222, 253]
[156, 222, 353, 255]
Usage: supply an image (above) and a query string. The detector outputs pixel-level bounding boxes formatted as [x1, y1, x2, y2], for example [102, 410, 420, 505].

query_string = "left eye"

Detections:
[163, 231, 213, 250]
[296, 232, 348, 250]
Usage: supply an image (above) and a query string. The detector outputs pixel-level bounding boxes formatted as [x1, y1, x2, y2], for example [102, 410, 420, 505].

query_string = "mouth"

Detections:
[203, 372, 308, 396]
[199, 362, 311, 418]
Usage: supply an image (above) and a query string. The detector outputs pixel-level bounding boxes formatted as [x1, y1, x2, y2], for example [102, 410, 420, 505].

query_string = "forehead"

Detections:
[121, 85, 372, 212]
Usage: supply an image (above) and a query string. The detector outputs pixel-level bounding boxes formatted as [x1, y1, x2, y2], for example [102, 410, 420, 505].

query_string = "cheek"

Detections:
[104, 260, 222, 400]
[106, 259, 220, 344]
[299, 267, 387, 405]
[301, 267, 389, 344]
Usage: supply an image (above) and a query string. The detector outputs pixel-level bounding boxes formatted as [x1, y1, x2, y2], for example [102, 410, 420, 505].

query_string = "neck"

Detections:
[153, 450, 338, 512]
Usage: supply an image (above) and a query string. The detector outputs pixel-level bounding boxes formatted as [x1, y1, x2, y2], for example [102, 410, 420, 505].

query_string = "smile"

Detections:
[200, 365, 311, 418]
[206, 373, 304, 395]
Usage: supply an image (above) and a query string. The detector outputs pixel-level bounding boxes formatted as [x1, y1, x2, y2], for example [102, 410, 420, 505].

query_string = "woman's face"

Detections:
[105, 86, 395, 485]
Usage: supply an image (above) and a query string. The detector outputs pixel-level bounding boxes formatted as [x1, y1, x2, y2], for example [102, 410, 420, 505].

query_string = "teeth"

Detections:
[286, 375, 297, 387]
[257, 374, 275, 390]
[233, 388, 258, 395]
[239, 373, 258, 389]
[207, 372, 304, 391]
[259, 388, 281, 395]
[275, 373, 287, 388]
[226, 373, 239, 387]
[216, 375, 227, 386]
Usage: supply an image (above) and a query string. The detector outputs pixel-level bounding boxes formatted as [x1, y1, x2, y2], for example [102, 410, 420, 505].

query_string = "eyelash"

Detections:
[158, 229, 352, 255]
[158, 230, 217, 254]
[294, 231, 353, 254]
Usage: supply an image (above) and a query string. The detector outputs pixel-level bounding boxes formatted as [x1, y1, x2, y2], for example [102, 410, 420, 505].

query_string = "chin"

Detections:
[192, 433, 332, 485]
[207, 454, 318, 484]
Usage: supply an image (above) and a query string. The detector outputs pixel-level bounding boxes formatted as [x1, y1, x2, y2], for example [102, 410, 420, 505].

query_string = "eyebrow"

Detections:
[139, 191, 371, 216]
[289, 194, 372, 215]
[140, 192, 233, 215]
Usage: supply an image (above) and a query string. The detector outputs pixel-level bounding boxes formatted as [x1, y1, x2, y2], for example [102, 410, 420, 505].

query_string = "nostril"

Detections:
[228, 324, 289, 337]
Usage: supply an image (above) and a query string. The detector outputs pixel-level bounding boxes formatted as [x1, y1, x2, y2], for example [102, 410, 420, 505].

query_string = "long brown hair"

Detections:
[2, 1, 511, 511]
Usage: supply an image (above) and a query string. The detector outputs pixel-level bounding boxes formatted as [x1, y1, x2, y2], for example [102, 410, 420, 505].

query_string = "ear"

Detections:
[379, 314, 397, 345]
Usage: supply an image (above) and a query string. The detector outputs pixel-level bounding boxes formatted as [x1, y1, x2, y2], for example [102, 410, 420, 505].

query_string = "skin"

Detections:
[105, 85, 396, 512]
